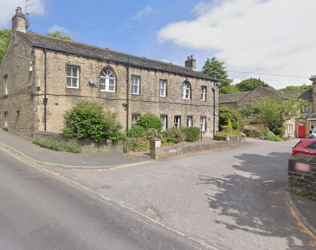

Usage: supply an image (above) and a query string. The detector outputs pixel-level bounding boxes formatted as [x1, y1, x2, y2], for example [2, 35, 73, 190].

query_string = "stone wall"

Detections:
[150, 135, 245, 160]
[35, 131, 123, 154]
[287, 154, 316, 201]
[33, 48, 218, 137]
[0, 31, 36, 139]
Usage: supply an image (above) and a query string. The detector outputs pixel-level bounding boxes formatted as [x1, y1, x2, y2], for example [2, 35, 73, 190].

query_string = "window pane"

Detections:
[72, 68, 78, 77]
[67, 77, 72, 87]
[72, 78, 77, 88]
[67, 67, 71, 76]
[109, 79, 115, 86]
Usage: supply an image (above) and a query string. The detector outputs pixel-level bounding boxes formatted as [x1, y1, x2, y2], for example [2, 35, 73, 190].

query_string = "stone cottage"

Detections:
[0, 7, 221, 139]
[219, 86, 313, 138]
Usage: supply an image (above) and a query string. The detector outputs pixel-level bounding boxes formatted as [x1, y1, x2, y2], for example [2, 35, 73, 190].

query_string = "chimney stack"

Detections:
[185, 55, 196, 71]
[12, 7, 26, 33]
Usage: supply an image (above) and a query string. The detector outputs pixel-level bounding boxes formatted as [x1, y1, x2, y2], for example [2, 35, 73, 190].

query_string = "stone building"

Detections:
[0, 8, 220, 139]
[219, 86, 313, 138]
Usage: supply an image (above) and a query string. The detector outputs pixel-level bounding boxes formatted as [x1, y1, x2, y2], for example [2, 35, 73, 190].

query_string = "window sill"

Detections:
[66, 87, 80, 90]
[101, 90, 116, 93]
[132, 93, 140, 96]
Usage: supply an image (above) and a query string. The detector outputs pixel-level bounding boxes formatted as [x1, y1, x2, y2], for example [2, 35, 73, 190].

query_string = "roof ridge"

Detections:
[23, 31, 211, 78]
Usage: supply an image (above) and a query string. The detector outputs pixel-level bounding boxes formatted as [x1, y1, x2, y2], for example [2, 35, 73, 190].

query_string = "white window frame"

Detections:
[187, 116, 192, 127]
[181, 82, 190, 100]
[66, 66, 79, 89]
[159, 80, 166, 97]
[100, 69, 116, 92]
[132, 114, 140, 125]
[160, 115, 167, 131]
[174, 116, 181, 128]
[201, 86, 206, 101]
[200, 117, 206, 132]
[4, 112, 8, 127]
[4, 75, 8, 95]
[132, 76, 140, 95]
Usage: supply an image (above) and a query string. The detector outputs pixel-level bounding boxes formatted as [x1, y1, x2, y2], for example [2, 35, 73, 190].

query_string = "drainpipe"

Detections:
[126, 56, 130, 134]
[213, 81, 221, 136]
[44, 48, 47, 131]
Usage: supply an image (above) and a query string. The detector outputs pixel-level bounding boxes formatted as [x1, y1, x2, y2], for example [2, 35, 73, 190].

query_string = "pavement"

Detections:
[0, 130, 152, 169]
[1, 129, 316, 244]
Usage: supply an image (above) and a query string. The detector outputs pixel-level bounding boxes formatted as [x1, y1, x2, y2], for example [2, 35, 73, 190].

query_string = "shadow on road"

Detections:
[197, 151, 315, 249]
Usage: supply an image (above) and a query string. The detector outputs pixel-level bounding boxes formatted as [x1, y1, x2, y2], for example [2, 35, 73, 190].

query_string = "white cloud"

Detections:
[48, 25, 75, 36]
[132, 6, 155, 20]
[0, 0, 45, 29]
[157, 0, 316, 89]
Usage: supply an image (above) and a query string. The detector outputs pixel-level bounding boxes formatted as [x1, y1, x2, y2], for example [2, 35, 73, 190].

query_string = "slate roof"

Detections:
[219, 87, 312, 104]
[219, 91, 250, 104]
[18, 31, 215, 81]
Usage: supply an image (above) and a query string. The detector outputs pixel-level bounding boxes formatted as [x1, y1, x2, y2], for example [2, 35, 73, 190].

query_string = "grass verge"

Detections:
[33, 135, 81, 153]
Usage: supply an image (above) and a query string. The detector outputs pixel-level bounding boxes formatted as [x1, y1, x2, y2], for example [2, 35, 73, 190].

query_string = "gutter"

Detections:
[31, 45, 218, 82]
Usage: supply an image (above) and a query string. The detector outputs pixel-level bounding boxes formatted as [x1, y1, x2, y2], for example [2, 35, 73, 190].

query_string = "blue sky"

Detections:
[1, 0, 316, 89]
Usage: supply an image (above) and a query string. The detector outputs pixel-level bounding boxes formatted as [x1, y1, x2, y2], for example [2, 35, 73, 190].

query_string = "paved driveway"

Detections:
[49, 138, 316, 249]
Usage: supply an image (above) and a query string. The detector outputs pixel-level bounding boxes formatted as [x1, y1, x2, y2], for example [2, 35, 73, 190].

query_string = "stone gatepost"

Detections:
[150, 137, 161, 160]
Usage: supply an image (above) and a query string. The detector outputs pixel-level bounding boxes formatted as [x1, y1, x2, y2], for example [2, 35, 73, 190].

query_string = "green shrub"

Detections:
[136, 113, 162, 131]
[181, 127, 200, 142]
[128, 125, 145, 137]
[216, 130, 246, 138]
[265, 131, 282, 141]
[33, 136, 81, 153]
[133, 138, 150, 152]
[123, 137, 137, 153]
[219, 106, 245, 130]
[162, 127, 183, 143]
[62, 100, 125, 142]
[144, 128, 160, 140]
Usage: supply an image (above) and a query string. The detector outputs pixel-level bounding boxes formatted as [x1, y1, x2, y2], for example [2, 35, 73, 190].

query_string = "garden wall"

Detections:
[288, 154, 316, 201]
[150, 135, 245, 160]
[35, 131, 123, 154]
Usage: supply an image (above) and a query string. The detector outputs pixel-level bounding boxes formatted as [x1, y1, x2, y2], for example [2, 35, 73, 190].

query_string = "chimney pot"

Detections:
[191, 55, 193, 59]
[16, 7, 22, 14]
[187, 56, 190, 60]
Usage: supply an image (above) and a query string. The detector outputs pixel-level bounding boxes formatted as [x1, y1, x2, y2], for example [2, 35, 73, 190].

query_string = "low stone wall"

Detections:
[287, 154, 316, 201]
[150, 135, 245, 160]
[35, 131, 123, 154]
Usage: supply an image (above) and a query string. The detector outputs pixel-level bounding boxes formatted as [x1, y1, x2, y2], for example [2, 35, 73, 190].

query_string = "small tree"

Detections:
[62, 100, 124, 142]
[253, 95, 306, 136]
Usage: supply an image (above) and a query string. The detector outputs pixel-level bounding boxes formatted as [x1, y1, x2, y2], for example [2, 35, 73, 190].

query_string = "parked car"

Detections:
[291, 139, 316, 156]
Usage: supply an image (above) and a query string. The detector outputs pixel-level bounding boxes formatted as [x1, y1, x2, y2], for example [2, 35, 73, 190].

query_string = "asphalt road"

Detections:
[52, 138, 316, 249]
[0, 146, 205, 249]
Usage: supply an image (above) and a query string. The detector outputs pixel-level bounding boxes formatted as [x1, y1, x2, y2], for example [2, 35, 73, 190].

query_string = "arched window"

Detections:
[100, 69, 116, 92]
[181, 82, 190, 99]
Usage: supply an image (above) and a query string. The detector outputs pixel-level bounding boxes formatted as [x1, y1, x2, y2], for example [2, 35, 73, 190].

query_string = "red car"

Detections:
[291, 139, 316, 156]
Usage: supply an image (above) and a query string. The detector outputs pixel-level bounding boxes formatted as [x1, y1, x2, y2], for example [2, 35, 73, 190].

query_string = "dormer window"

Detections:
[100, 69, 116, 92]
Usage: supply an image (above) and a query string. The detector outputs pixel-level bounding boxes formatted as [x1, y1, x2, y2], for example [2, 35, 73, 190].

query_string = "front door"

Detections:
[298, 125, 306, 138]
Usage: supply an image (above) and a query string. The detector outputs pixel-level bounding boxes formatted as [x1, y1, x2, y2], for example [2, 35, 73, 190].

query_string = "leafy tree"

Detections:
[201, 57, 233, 94]
[219, 106, 245, 130]
[235, 78, 273, 92]
[242, 95, 306, 136]
[280, 84, 312, 92]
[47, 31, 72, 40]
[0, 29, 12, 64]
